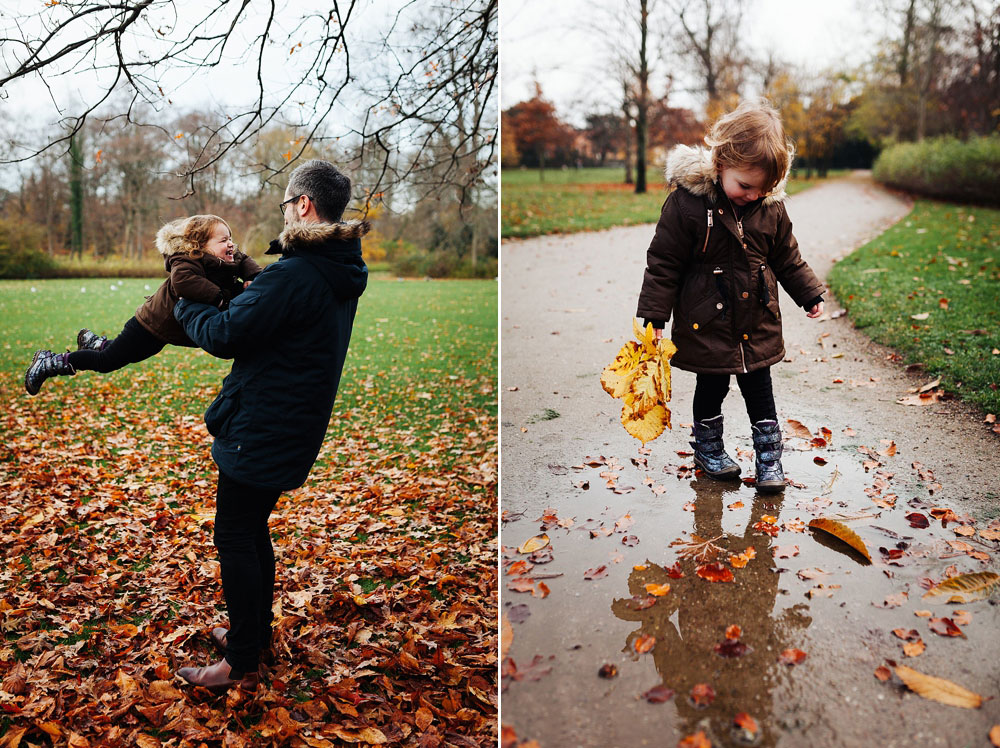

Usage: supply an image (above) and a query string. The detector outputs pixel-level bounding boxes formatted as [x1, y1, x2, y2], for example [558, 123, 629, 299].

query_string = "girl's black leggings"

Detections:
[693, 367, 777, 424]
[66, 317, 166, 373]
[213, 471, 282, 673]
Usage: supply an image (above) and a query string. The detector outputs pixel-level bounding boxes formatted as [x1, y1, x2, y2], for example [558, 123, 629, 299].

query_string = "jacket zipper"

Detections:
[701, 209, 713, 252]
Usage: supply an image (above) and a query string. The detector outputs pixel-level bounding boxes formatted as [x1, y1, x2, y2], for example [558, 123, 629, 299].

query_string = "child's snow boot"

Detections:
[24, 350, 76, 396]
[690, 414, 741, 480]
[751, 419, 785, 492]
[77, 328, 108, 352]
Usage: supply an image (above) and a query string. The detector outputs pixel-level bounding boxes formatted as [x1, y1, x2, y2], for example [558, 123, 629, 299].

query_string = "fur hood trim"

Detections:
[156, 220, 202, 257]
[663, 145, 789, 205]
[278, 219, 371, 251]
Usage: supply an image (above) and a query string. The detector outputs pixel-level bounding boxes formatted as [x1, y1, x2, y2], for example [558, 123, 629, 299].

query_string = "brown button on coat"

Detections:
[135, 249, 263, 346]
[637, 145, 825, 375]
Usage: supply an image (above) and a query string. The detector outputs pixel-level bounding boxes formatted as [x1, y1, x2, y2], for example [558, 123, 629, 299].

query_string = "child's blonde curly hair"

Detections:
[705, 100, 793, 196]
[155, 214, 232, 258]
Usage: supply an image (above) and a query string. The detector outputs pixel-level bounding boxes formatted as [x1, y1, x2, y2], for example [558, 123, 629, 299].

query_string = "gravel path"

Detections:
[500, 172, 1000, 747]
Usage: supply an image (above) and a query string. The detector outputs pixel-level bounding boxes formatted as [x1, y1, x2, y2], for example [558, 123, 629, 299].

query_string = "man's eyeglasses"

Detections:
[279, 194, 307, 218]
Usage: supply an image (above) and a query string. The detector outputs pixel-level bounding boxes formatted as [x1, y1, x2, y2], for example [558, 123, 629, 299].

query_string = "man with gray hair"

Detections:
[173, 160, 370, 691]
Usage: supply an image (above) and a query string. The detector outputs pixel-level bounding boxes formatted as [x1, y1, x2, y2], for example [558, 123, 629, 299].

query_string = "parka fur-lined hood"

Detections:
[664, 145, 790, 205]
[271, 219, 371, 254]
[156, 219, 209, 257]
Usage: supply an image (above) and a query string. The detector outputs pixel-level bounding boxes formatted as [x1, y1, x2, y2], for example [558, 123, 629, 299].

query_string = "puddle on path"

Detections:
[501, 425, 1000, 747]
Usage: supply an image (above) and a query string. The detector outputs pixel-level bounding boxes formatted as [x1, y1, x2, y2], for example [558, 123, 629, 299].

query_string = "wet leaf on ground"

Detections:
[730, 547, 756, 568]
[874, 666, 893, 681]
[725, 624, 742, 640]
[714, 638, 751, 658]
[690, 683, 716, 708]
[518, 534, 550, 554]
[634, 633, 656, 654]
[893, 628, 921, 641]
[678, 731, 711, 748]
[597, 664, 618, 679]
[625, 594, 657, 611]
[672, 534, 725, 563]
[509, 604, 531, 624]
[894, 665, 983, 708]
[583, 565, 609, 580]
[642, 684, 675, 703]
[808, 517, 872, 562]
[774, 545, 800, 559]
[903, 639, 926, 657]
[928, 617, 966, 638]
[644, 583, 671, 597]
[622, 535, 639, 547]
[921, 571, 1000, 602]
[697, 563, 735, 583]
[778, 648, 807, 665]
[733, 712, 760, 736]
[665, 561, 685, 578]
[906, 512, 930, 529]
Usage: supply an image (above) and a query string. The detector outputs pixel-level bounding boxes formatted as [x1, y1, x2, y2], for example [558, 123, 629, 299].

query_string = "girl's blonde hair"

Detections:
[705, 100, 792, 195]
[155, 214, 231, 258]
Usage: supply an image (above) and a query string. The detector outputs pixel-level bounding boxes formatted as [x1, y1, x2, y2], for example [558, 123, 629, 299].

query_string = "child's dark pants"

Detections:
[66, 317, 166, 372]
[693, 367, 777, 423]
[214, 471, 281, 672]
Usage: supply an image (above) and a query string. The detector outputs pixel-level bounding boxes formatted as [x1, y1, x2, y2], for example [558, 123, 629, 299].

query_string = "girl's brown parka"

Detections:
[134, 228, 263, 346]
[636, 145, 824, 375]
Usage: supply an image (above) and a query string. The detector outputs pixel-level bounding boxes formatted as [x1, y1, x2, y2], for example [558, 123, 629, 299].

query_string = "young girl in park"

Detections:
[25, 214, 263, 395]
[636, 100, 825, 492]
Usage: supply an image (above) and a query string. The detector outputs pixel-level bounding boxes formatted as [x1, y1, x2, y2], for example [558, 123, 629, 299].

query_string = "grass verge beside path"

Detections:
[502, 166, 849, 239]
[828, 199, 1000, 415]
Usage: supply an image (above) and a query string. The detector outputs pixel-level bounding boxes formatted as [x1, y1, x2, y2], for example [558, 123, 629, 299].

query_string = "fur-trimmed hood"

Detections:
[663, 145, 789, 205]
[269, 219, 371, 255]
[156, 220, 204, 257]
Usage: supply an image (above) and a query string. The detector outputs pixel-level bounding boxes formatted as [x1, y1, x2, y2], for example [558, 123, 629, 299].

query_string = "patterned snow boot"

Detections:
[24, 350, 76, 396]
[77, 328, 109, 352]
[690, 414, 741, 480]
[751, 419, 785, 492]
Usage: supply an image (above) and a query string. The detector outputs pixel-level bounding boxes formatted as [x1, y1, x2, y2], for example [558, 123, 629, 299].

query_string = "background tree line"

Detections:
[0, 0, 498, 279]
[502, 0, 998, 190]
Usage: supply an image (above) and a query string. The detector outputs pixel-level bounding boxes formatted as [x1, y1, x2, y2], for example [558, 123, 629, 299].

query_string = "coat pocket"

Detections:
[205, 387, 241, 438]
[677, 269, 728, 332]
[758, 264, 781, 320]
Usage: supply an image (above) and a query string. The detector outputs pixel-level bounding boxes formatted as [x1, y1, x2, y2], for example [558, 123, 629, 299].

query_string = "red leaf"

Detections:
[714, 639, 751, 658]
[689, 683, 715, 707]
[778, 648, 807, 665]
[583, 565, 608, 580]
[642, 684, 675, 703]
[928, 617, 966, 638]
[905, 512, 930, 529]
[696, 563, 734, 583]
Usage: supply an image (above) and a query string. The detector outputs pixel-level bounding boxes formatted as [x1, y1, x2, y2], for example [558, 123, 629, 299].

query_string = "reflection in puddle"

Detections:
[612, 478, 812, 747]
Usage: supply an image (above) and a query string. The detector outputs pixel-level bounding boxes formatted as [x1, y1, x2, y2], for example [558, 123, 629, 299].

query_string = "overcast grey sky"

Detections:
[501, 0, 893, 124]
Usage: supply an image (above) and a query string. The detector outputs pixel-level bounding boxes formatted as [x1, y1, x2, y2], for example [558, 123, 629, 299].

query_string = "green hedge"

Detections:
[873, 135, 1000, 206]
[0, 220, 56, 279]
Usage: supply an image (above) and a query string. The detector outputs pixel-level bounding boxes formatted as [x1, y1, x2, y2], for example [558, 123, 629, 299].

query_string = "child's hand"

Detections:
[653, 328, 663, 340]
[243, 280, 252, 289]
[805, 302, 824, 318]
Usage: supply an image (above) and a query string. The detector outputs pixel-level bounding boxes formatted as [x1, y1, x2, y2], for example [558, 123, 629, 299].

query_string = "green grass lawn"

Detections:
[0, 277, 497, 459]
[501, 166, 849, 239]
[828, 199, 1000, 414]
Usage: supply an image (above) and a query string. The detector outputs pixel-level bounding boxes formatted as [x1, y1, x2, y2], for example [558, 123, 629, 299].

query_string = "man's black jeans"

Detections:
[214, 470, 282, 672]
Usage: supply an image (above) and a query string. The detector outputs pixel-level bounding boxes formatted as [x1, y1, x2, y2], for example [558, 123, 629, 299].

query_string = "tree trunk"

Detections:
[538, 147, 546, 182]
[634, 0, 649, 195]
[69, 135, 84, 259]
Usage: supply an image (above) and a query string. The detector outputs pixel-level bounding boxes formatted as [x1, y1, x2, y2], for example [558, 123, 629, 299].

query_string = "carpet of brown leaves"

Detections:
[0, 376, 497, 747]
